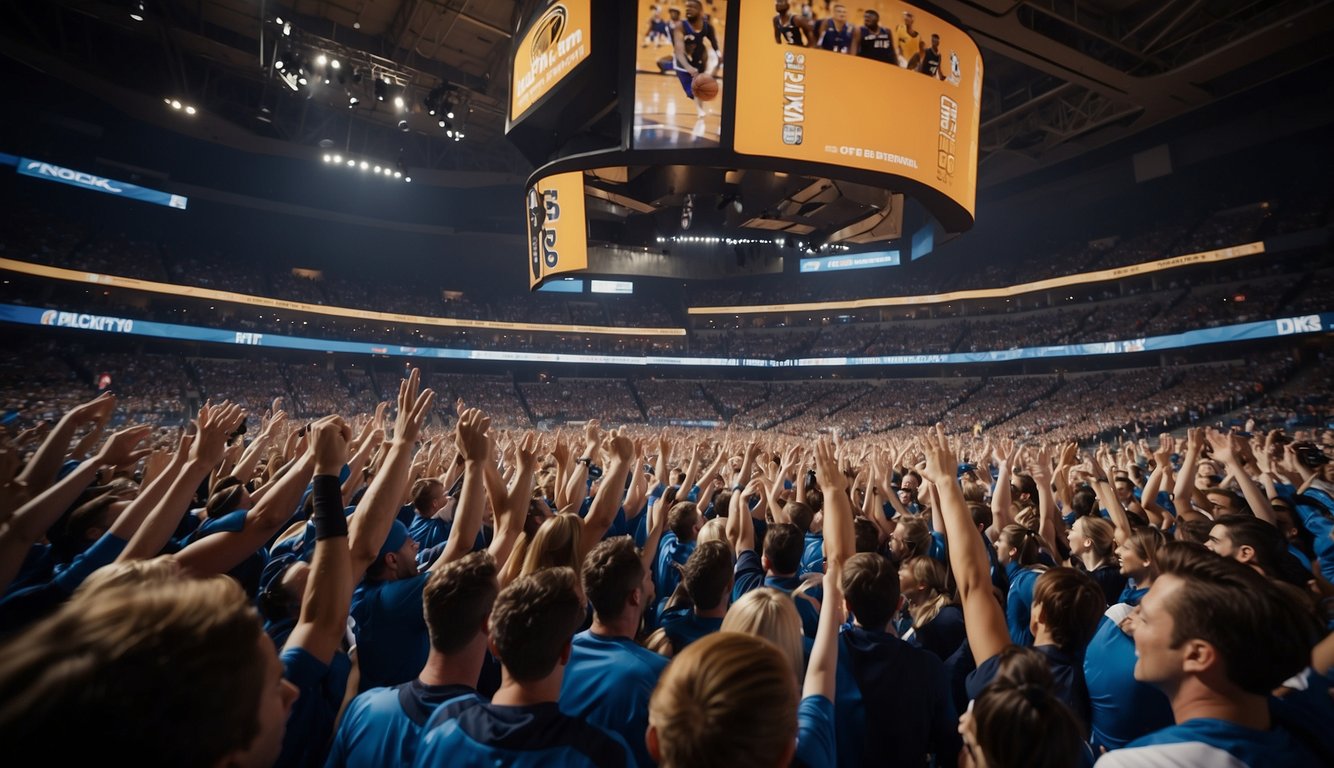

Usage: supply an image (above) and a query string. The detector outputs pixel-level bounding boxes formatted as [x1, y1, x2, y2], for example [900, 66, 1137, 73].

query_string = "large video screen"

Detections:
[733, 1, 982, 218]
[510, 0, 593, 122]
[632, 0, 729, 149]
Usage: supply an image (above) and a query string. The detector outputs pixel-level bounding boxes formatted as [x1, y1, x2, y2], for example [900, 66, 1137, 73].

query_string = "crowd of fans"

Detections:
[1, 362, 1331, 767]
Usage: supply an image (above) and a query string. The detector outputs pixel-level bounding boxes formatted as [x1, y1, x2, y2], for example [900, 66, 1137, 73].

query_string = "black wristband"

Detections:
[311, 475, 348, 540]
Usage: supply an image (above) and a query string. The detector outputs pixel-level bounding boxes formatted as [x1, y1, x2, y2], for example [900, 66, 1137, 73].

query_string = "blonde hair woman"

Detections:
[898, 555, 965, 660]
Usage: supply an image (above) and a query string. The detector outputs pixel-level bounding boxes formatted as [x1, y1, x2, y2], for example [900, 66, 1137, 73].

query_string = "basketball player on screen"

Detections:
[895, 11, 924, 69]
[656, 0, 720, 117]
[643, 4, 670, 48]
[773, 0, 814, 47]
[854, 8, 895, 63]
[918, 33, 946, 79]
[816, 3, 854, 54]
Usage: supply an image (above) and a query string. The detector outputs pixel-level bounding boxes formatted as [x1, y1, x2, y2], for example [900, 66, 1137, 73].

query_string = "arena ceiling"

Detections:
[3, 0, 1332, 186]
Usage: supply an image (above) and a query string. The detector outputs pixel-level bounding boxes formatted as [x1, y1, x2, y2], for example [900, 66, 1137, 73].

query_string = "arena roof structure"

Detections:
[3, 1, 1331, 188]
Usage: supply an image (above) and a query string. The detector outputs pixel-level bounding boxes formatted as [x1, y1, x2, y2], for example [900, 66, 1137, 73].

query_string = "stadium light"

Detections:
[316, 54, 327, 66]
[359, 161, 369, 170]
[169, 99, 182, 110]
[184, 105, 197, 115]
[130, 1, 145, 22]
[322, 154, 331, 163]
[332, 154, 342, 163]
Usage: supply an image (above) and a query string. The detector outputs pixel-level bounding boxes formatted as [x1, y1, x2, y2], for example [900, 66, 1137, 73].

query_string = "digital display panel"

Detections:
[911, 223, 934, 260]
[733, 1, 982, 218]
[527, 170, 590, 288]
[590, 279, 634, 293]
[17, 157, 188, 210]
[538, 278, 586, 293]
[510, 0, 593, 122]
[799, 250, 900, 273]
[632, 0, 729, 148]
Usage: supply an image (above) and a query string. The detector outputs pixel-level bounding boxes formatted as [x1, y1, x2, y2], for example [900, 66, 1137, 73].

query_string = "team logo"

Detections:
[946, 51, 961, 86]
[40, 309, 57, 326]
[530, 5, 569, 59]
[783, 125, 803, 145]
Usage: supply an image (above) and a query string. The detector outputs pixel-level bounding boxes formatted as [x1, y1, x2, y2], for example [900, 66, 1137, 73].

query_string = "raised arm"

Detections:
[806, 438, 852, 702]
[1030, 445, 1061, 556]
[990, 441, 1019, 536]
[118, 404, 244, 562]
[579, 429, 635, 557]
[490, 430, 539, 572]
[443, 407, 490, 566]
[1208, 429, 1275, 526]
[345, 369, 435, 578]
[923, 424, 1010, 665]
[284, 416, 355, 662]
[13, 392, 116, 502]
[0, 423, 151, 589]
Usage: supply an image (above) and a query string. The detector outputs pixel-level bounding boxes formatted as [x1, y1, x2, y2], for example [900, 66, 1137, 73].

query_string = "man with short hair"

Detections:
[658, 539, 733, 652]
[560, 537, 667, 767]
[1095, 544, 1322, 767]
[415, 567, 632, 767]
[834, 552, 960, 766]
[734, 521, 822, 637]
[326, 552, 497, 767]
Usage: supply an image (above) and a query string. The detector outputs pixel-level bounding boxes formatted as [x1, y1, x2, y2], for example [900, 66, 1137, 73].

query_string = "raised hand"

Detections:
[921, 424, 958, 487]
[1205, 429, 1236, 465]
[309, 415, 352, 476]
[392, 368, 436, 446]
[94, 424, 154, 469]
[191, 402, 246, 468]
[456, 407, 492, 463]
[814, 437, 844, 493]
[66, 391, 117, 426]
[515, 431, 541, 472]
[604, 428, 634, 464]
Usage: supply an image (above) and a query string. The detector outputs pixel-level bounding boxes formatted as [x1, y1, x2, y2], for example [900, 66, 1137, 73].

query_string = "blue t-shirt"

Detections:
[653, 533, 695, 614]
[559, 631, 668, 767]
[1004, 562, 1044, 646]
[325, 680, 476, 768]
[835, 624, 960, 766]
[1118, 582, 1149, 607]
[407, 514, 452, 552]
[658, 608, 724, 653]
[907, 603, 967, 662]
[1084, 606, 1174, 751]
[414, 699, 633, 768]
[1094, 718, 1322, 767]
[278, 647, 353, 768]
[795, 695, 837, 768]
[0, 532, 128, 632]
[732, 549, 823, 637]
[350, 572, 430, 691]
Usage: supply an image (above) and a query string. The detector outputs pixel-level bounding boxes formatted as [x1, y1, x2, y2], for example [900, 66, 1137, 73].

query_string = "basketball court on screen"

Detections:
[633, 0, 726, 149]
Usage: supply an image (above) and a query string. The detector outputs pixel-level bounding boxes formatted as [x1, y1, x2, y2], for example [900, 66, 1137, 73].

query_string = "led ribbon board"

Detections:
[17, 157, 188, 210]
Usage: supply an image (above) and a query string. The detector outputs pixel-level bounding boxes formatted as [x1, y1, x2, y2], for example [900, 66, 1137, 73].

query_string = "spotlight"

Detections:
[298, 76, 308, 86]
[282, 22, 291, 36]
[374, 165, 382, 173]
[359, 161, 369, 170]
[445, 109, 455, 120]
[184, 105, 196, 115]
[393, 95, 405, 110]
[130, 1, 145, 22]
[316, 54, 327, 66]
[170, 99, 182, 110]
[348, 96, 359, 107]
[346, 159, 355, 167]
[274, 58, 284, 70]
[274, 16, 283, 25]
[163, 97, 170, 104]
[397, 119, 410, 132]
[438, 119, 447, 129]
[404, 176, 412, 182]
[323, 154, 331, 163]
[393, 171, 402, 178]
[445, 128, 453, 137]
[332, 154, 342, 163]
[330, 59, 340, 70]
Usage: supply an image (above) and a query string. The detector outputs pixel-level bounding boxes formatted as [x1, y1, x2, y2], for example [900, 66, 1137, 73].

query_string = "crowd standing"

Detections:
[0, 365, 1331, 767]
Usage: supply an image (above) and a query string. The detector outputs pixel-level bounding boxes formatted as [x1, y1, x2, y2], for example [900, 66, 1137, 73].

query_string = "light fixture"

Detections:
[374, 79, 387, 101]
[393, 171, 402, 178]
[393, 95, 405, 110]
[348, 96, 359, 107]
[374, 165, 382, 173]
[397, 119, 410, 132]
[346, 159, 355, 167]
[275, 16, 283, 25]
[322, 154, 332, 163]
[446, 109, 455, 119]
[170, 99, 182, 110]
[330, 59, 340, 70]
[184, 105, 196, 115]
[438, 119, 447, 129]
[359, 161, 369, 170]
[130, 0, 145, 22]
[282, 22, 291, 36]
[404, 176, 412, 182]
[332, 154, 342, 163]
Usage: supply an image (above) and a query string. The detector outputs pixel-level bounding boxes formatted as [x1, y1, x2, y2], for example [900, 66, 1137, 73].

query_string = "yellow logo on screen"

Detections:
[782, 52, 806, 145]
[531, 5, 568, 59]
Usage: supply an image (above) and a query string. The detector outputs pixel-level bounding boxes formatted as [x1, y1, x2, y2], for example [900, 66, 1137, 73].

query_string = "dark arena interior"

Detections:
[0, 1, 1332, 766]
